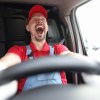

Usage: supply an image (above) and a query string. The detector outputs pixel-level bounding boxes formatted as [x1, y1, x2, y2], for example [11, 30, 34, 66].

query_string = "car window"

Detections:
[76, 0, 100, 62]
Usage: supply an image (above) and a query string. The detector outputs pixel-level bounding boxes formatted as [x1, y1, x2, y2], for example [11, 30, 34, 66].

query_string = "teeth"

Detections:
[36, 25, 43, 29]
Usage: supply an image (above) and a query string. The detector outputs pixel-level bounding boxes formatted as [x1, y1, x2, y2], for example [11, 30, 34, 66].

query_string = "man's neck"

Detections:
[31, 39, 45, 51]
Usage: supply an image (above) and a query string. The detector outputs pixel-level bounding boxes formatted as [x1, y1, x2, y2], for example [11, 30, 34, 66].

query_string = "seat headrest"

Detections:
[4, 15, 30, 43]
[47, 19, 61, 45]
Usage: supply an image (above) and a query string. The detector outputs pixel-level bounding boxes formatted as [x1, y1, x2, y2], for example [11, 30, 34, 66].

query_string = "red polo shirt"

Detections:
[8, 41, 69, 93]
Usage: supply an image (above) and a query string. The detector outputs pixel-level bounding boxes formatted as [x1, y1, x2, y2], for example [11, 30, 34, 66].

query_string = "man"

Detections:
[0, 4, 71, 95]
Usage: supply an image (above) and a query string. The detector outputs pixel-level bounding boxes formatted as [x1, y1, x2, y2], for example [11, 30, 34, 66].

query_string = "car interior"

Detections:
[1, 0, 100, 100]
[0, 1, 80, 84]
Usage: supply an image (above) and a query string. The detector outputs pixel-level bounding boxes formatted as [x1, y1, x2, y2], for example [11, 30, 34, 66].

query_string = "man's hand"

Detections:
[0, 81, 17, 100]
[0, 62, 17, 100]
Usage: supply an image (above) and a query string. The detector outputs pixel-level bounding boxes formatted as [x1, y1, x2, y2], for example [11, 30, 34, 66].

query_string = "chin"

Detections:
[35, 37, 45, 42]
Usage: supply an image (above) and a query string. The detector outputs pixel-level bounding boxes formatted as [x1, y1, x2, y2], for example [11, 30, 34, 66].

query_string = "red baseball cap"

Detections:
[27, 5, 48, 24]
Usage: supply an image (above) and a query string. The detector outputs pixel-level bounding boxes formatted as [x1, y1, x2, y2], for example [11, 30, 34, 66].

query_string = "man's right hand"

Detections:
[0, 62, 18, 100]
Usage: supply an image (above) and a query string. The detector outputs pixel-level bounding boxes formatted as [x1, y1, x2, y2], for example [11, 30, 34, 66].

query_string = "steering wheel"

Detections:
[0, 55, 100, 100]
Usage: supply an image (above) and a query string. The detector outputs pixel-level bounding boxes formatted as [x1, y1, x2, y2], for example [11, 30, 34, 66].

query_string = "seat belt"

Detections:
[22, 45, 62, 91]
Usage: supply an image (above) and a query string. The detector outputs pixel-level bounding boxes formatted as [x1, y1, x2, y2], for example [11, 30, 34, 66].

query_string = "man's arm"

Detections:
[0, 53, 21, 68]
[0, 53, 21, 99]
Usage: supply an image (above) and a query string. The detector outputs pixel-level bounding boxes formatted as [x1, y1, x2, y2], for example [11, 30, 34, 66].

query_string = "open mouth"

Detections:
[36, 26, 44, 34]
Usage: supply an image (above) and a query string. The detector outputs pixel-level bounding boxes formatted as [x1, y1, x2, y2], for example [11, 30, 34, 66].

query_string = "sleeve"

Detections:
[7, 45, 26, 61]
[54, 44, 69, 55]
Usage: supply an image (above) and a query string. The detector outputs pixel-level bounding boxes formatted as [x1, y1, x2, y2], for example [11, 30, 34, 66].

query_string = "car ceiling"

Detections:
[0, 0, 90, 15]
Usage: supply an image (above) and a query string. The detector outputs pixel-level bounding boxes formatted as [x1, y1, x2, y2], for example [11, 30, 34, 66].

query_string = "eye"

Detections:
[41, 18, 46, 22]
[32, 17, 38, 21]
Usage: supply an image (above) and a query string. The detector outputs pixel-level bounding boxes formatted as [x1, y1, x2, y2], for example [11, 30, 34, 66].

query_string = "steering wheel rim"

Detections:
[9, 84, 100, 100]
[0, 55, 100, 100]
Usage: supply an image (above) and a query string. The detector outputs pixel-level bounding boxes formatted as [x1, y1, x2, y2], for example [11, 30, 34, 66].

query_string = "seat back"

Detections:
[0, 17, 6, 58]
[4, 15, 30, 51]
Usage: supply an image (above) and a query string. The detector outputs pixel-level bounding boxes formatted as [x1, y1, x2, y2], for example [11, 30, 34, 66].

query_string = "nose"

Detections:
[37, 19, 43, 24]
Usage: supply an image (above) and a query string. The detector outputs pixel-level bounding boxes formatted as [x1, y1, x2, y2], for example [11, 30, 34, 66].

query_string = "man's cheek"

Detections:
[30, 25, 36, 32]
[45, 24, 48, 33]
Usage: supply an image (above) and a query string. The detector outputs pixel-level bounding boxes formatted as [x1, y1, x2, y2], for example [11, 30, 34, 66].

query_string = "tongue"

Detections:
[36, 28, 43, 34]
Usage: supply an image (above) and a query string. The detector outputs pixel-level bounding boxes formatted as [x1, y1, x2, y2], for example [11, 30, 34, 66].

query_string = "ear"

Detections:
[26, 25, 30, 32]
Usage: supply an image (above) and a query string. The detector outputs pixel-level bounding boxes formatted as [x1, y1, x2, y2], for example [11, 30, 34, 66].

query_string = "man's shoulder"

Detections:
[53, 44, 69, 54]
[53, 44, 67, 49]
[7, 45, 27, 54]
[7, 45, 28, 61]
[10, 45, 26, 50]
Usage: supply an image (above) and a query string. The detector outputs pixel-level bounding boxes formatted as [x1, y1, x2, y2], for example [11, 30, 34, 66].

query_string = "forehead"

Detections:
[32, 13, 46, 18]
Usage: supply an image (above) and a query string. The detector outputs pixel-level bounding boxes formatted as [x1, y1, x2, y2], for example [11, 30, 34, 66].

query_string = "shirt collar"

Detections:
[30, 41, 50, 52]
